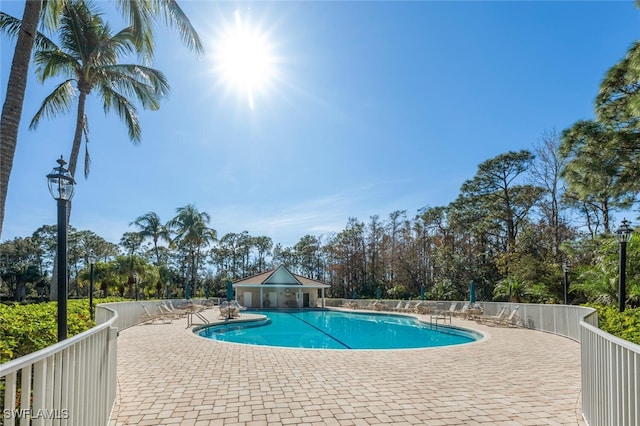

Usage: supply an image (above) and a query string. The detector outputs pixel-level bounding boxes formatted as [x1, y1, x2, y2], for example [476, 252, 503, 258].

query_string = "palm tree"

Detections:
[130, 211, 169, 266]
[167, 204, 217, 298]
[0, 0, 47, 240]
[9, 2, 169, 301]
[493, 276, 528, 303]
[0, 0, 203, 239]
[29, 1, 171, 180]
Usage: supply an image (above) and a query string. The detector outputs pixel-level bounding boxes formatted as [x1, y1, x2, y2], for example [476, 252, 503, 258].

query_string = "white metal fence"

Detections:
[0, 305, 118, 426]
[96, 299, 214, 330]
[580, 313, 640, 426]
[2, 299, 638, 426]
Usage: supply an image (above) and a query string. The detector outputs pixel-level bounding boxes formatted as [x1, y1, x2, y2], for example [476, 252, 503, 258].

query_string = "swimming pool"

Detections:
[196, 309, 480, 350]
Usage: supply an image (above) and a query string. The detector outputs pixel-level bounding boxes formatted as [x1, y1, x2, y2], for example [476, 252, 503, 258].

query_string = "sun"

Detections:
[214, 10, 277, 110]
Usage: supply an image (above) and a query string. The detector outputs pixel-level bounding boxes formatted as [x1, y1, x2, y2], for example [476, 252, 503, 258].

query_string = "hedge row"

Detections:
[590, 304, 640, 346]
[0, 297, 127, 364]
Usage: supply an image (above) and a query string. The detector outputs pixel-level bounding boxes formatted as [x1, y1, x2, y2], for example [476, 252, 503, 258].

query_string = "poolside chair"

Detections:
[489, 306, 523, 327]
[475, 306, 509, 326]
[342, 300, 358, 309]
[400, 301, 414, 312]
[456, 302, 470, 317]
[139, 304, 173, 325]
[229, 300, 244, 317]
[159, 302, 186, 319]
[429, 302, 455, 325]
[460, 303, 484, 320]
[391, 300, 404, 312]
[187, 299, 206, 312]
[200, 299, 216, 308]
[219, 301, 231, 319]
[431, 302, 457, 319]
[167, 300, 190, 317]
[414, 301, 431, 315]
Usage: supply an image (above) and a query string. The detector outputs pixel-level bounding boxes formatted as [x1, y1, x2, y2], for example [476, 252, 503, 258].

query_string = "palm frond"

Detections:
[0, 11, 58, 52]
[99, 64, 170, 109]
[99, 86, 141, 142]
[29, 80, 77, 130]
[0, 12, 22, 38]
[114, 0, 155, 58]
[40, 0, 68, 33]
[34, 49, 78, 82]
[152, 0, 204, 55]
[107, 27, 138, 58]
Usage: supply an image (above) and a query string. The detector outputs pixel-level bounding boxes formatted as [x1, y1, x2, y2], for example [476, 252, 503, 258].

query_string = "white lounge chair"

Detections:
[475, 306, 509, 325]
[391, 300, 404, 312]
[168, 300, 190, 317]
[414, 301, 432, 314]
[488, 307, 522, 327]
[140, 304, 173, 324]
[158, 302, 185, 319]
[400, 301, 413, 312]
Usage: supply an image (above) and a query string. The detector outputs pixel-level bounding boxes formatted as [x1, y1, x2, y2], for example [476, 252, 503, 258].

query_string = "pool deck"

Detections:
[109, 308, 584, 426]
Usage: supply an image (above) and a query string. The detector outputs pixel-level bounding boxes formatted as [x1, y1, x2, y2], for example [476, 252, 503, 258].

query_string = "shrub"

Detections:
[587, 304, 640, 346]
[0, 297, 128, 364]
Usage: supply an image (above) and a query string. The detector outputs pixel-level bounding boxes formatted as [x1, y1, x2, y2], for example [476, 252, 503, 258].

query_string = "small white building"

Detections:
[233, 265, 330, 308]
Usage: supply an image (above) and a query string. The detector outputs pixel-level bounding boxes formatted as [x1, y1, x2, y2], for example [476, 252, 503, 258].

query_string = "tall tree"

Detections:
[0, 236, 42, 301]
[327, 218, 366, 298]
[594, 40, 640, 197]
[252, 236, 273, 272]
[24, 1, 169, 300]
[560, 120, 635, 234]
[0, 0, 202, 239]
[294, 235, 323, 280]
[130, 211, 169, 266]
[28, 1, 170, 179]
[596, 40, 640, 135]
[366, 215, 384, 292]
[0, 0, 48, 240]
[217, 232, 241, 278]
[530, 128, 568, 260]
[167, 204, 216, 296]
[456, 150, 543, 272]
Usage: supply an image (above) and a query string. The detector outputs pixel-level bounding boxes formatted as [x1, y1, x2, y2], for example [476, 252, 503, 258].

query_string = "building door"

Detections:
[303, 293, 310, 308]
[244, 292, 252, 308]
[269, 291, 277, 308]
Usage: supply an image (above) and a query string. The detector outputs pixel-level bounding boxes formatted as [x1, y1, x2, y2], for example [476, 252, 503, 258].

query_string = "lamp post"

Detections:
[47, 156, 76, 341]
[562, 262, 570, 305]
[615, 219, 634, 313]
[133, 271, 139, 301]
[89, 254, 95, 320]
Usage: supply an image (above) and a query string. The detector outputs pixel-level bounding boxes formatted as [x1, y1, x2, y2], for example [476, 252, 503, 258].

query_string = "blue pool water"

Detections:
[197, 310, 479, 350]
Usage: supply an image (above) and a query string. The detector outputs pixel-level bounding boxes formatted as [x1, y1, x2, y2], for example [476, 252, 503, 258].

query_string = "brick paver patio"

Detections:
[109, 309, 584, 425]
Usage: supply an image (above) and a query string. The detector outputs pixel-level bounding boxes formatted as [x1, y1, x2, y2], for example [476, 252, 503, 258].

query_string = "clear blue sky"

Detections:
[1, 1, 639, 247]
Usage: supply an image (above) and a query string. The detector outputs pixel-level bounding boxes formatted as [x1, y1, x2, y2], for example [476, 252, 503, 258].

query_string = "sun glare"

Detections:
[214, 10, 277, 110]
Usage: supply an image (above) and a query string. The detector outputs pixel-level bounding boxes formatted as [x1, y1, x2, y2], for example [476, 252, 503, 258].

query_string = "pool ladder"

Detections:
[187, 311, 210, 328]
[429, 311, 452, 328]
